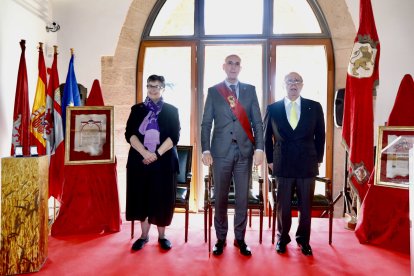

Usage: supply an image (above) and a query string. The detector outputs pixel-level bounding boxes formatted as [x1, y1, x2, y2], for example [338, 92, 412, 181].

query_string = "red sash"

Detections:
[216, 82, 254, 144]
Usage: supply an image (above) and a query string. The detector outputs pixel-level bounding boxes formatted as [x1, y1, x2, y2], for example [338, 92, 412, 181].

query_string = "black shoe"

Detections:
[131, 237, 149, 251]
[297, 242, 313, 256]
[276, 240, 287, 254]
[234, 239, 252, 256]
[158, 238, 172, 250]
[212, 239, 226, 256]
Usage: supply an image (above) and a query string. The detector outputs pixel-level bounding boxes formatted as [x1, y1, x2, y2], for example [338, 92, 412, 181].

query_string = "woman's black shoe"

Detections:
[158, 238, 172, 250]
[131, 237, 149, 251]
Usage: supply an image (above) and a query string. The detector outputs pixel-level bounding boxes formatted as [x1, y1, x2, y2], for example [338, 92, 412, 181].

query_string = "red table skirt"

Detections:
[355, 185, 410, 254]
[51, 161, 121, 236]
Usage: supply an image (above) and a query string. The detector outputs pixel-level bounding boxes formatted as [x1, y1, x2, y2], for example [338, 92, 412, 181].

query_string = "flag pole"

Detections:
[51, 44, 60, 224]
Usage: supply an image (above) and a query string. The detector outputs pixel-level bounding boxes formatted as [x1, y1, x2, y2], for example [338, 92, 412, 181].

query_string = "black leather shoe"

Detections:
[298, 242, 313, 256]
[276, 240, 287, 254]
[131, 237, 149, 251]
[158, 238, 172, 250]
[212, 239, 226, 256]
[234, 239, 252, 256]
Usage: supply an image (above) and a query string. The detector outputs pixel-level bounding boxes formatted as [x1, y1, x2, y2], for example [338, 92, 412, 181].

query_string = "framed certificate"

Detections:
[375, 126, 414, 189]
[65, 106, 115, 165]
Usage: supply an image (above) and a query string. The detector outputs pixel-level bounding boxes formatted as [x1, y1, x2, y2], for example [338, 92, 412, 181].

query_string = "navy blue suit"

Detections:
[264, 97, 325, 244]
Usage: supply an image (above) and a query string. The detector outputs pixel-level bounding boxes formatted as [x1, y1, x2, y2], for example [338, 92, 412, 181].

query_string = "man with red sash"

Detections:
[201, 54, 264, 256]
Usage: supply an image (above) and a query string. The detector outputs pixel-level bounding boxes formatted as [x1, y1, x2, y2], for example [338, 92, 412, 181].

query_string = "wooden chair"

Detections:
[204, 166, 264, 250]
[131, 145, 193, 242]
[268, 173, 333, 244]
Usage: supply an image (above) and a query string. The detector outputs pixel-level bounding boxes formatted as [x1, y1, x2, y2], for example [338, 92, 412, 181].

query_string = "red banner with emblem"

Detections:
[47, 47, 66, 200]
[342, 0, 380, 202]
[11, 40, 30, 156]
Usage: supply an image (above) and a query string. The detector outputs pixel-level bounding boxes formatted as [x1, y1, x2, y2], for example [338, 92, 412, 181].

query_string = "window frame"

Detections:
[137, 0, 335, 210]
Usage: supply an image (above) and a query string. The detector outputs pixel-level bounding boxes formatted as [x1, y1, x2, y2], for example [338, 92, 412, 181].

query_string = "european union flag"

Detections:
[61, 52, 81, 134]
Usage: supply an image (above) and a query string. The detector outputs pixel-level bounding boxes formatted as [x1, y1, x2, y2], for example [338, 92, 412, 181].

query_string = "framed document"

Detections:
[375, 126, 414, 189]
[65, 106, 115, 165]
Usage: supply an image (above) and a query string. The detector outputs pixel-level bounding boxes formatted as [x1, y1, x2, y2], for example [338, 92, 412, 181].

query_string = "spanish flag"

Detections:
[30, 42, 47, 155]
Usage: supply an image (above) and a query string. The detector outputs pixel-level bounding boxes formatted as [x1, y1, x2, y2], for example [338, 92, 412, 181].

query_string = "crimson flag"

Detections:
[30, 42, 47, 155]
[47, 46, 65, 201]
[11, 40, 30, 156]
[342, 0, 380, 202]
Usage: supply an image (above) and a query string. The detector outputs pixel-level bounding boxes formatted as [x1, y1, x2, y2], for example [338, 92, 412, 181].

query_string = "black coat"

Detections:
[264, 97, 325, 178]
[124, 102, 180, 225]
[125, 102, 180, 173]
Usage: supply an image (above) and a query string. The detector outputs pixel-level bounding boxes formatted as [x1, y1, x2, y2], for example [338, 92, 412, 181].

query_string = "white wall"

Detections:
[0, 0, 131, 158]
[0, 0, 57, 158]
[345, 0, 414, 129]
[51, 0, 132, 90]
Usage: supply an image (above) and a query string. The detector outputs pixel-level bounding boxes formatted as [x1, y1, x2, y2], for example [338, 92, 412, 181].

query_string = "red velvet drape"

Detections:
[355, 74, 414, 253]
[51, 161, 121, 236]
[51, 80, 121, 236]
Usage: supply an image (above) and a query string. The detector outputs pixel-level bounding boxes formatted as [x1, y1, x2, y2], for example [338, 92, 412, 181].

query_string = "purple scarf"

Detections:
[138, 96, 164, 152]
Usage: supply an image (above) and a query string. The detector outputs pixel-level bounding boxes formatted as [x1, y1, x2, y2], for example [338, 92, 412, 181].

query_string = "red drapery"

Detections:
[355, 74, 414, 254]
[51, 80, 120, 236]
[51, 161, 121, 236]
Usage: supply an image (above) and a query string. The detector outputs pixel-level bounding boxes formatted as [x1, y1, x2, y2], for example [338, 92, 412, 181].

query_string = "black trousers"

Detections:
[276, 176, 315, 244]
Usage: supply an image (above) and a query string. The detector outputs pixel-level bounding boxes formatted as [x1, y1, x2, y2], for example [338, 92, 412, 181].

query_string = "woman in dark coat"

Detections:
[125, 75, 180, 251]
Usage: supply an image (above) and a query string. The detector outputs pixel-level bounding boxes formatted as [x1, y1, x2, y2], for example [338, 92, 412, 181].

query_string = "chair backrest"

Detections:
[177, 145, 193, 184]
[206, 166, 262, 205]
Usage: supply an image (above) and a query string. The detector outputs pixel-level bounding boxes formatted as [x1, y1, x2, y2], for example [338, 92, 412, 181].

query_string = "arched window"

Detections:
[137, 0, 334, 210]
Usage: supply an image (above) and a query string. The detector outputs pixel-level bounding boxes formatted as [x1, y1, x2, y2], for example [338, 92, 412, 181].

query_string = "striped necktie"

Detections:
[229, 84, 237, 98]
[290, 101, 298, 129]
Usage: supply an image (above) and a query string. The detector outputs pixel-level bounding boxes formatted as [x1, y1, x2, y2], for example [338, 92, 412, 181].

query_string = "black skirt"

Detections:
[126, 157, 177, 227]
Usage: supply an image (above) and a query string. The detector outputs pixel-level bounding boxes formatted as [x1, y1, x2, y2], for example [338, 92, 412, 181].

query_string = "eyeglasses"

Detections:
[146, 84, 164, 90]
[226, 61, 241, 66]
[285, 80, 303, 85]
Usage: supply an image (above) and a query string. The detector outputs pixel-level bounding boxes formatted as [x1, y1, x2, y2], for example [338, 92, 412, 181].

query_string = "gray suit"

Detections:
[201, 81, 264, 240]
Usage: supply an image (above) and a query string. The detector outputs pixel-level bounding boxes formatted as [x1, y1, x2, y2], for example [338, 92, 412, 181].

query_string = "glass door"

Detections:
[200, 44, 264, 209]
[138, 41, 198, 210]
[270, 39, 334, 188]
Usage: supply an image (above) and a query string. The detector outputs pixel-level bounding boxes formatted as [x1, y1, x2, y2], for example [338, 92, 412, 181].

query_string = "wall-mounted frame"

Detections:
[65, 106, 114, 165]
[375, 126, 414, 189]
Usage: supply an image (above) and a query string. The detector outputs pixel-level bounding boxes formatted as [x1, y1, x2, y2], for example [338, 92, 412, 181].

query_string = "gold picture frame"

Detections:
[65, 106, 114, 165]
[374, 126, 414, 189]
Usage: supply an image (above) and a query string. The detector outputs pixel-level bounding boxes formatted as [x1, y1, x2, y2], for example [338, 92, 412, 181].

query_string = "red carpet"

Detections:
[34, 214, 409, 275]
